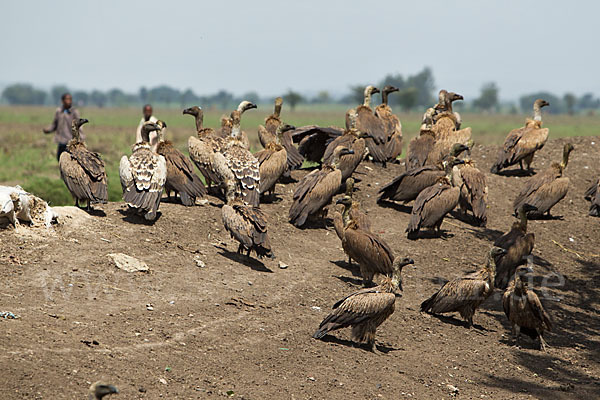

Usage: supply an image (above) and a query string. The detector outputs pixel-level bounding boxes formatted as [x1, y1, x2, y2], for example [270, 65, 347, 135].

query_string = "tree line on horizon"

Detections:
[2, 67, 599, 115]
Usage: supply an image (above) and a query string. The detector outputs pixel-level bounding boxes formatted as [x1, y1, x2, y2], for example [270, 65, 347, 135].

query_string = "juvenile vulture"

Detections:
[322, 111, 369, 181]
[288, 146, 354, 227]
[185, 106, 224, 190]
[503, 265, 552, 350]
[512, 143, 574, 218]
[119, 122, 167, 220]
[491, 99, 550, 174]
[406, 131, 436, 171]
[584, 178, 600, 217]
[313, 257, 414, 353]
[156, 120, 206, 205]
[374, 85, 403, 162]
[333, 178, 371, 243]
[421, 247, 506, 327]
[406, 159, 465, 239]
[291, 125, 344, 163]
[353, 85, 387, 164]
[451, 153, 488, 226]
[255, 123, 296, 197]
[494, 203, 537, 289]
[58, 118, 108, 209]
[88, 382, 119, 400]
[218, 101, 255, 149]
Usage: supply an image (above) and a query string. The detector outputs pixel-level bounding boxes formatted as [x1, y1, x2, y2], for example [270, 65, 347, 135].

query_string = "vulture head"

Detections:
[516, 265, 534, 281]
[88, 381, 118, 400]
[442, 156, 465, 175]
[533, 99, 550, 120]
[363, 85, 380, 107]
[391, 257, 415, 294]
[155, 120, 167, 141]
[534, 99, 550, 109]
[275, 123, 296, 143]
[560, 142, 575, 169]
[488, 246, 507, 268]
[330, 146, 355, 167]
[237, 100, 258, 114]
[140, 122, 160, 143]
[381, 85, 399, 105]
[71, 118, 89, 141]
[335, 195, 353, 224]
[183, 106, 201, 116]
[345, 177, 355, 195]
[450, 143, 470, 158]
[448, 92, 464, 103]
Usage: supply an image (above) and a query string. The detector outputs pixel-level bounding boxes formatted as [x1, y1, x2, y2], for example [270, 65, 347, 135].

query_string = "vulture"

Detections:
[119, 122, 167, 220]
[185, 106, 225, 190]
[156, 120, 206, 205]
[218, 101, 255, 149]
[291, 125, 344, 163]
[406, 131, 436, 171]
[421, 247, 506, 327]
[255, 123, 296, 197]
[406, 159, 465, 239]
[313, 257, 415, 353]
[222, 196, 274, 259]
[512, 143, 574, 218]
[420, 90, 463, 133]
[378, 145, 468, 205]
[374, 85, 403, 162]
[451, 153, 488, 226]
[88, 382, 119, 400]
[494, 203, 537, 289]
[333, 178, 371, 244]
[58, 118, 108, 209]
[503, 265, 553, 350]
[491, 99, 550, 174]
[585, 178, 600, 216]
[353, 85, 387, 165]
[288, 146, 354, 227]
[322, 111, 369, 181]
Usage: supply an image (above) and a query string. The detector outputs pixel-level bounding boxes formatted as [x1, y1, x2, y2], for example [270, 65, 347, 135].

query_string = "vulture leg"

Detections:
[237, 244, 244, 255]
[75, 199, 80, 208]
[347, 256, 353, 266]
[86, 200, 92, 211]
[514, 325, 521, 347]
[369, 339, 380, 355]
[538, 331, 549, 351]
[519, 160, 524, 171]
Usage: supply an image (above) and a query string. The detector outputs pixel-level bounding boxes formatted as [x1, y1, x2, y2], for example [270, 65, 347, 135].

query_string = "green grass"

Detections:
[0, 106, 598, 206]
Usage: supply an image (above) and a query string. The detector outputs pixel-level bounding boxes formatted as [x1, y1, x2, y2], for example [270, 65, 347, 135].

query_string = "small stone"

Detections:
[146, 304, 154, 311]
[159, 378, 167, 385]
[108, 253, 149, 273]
[447, 384, 459, 395]
[308, 377, 316, 381]
[194, 256, 206, 268]
[278, 261, 288, 269]
[139, 387, 146, 393]
[311, 306, 321, 311]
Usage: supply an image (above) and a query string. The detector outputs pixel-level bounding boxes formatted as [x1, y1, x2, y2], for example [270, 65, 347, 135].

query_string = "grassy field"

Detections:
[0, 105, 597, 206]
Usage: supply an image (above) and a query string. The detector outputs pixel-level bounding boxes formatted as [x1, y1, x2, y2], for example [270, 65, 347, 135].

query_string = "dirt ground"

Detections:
[1, 136, 599, 399]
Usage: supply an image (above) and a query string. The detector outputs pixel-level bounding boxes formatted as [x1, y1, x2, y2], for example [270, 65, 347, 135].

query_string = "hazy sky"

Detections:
[1, 1, 597, 100]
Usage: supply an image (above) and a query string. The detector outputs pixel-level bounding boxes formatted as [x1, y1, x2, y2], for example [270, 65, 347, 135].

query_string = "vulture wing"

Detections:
[355, 105, 386, 144]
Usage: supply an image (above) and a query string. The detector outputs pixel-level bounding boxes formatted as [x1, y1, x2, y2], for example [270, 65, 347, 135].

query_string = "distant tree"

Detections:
[519, 92, 563, 114]
[577, 93, 600, 110]
[396, 87, 419, 111]
[240, 91, 260, 104]
[73, 90, 89, 106]
[405, 67, 435, 107]
[139, 87, 148, 104]
[210, 90, 234, 110]
[347, 85, 367, 105]
[473, 82, 499, 111]
[379, 74, 406, 92]
[180, 88, 199, 108]
[2, 84, 46, 105]
[563, 93, 576, 115]
[314, 90, 331, 104]
[149, 85, 180, 105]
[50, 85, 70, 104]
[283, 89, 304, 111]
[89, 90, 107, 108]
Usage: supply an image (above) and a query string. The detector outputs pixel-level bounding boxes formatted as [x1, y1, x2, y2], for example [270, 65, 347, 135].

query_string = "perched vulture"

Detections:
[88, 381, 119, 400]
[421, 247, 506, 327]
[425, 115, 472, 166]
[491, 99, 550, 174]
[494, 203, 537, 289]
[353, 85, 387, 164]
[406, 131, 436, 171]
[58, 118, 107, 209]
[255, 123, 296, 197]
[313, 257, 414, 353]
[291, 125, 344, 163]
[333, 178, 371, 245]
[512, 143, 574, 218]
[374, 85, 403, 162]
[451, 155, 488, 226]
[322, 111, 369, 181]
[288, 146, 354, 227]
[503, 265, 552, 350]
[406, 159, 464, 239]
[222, 197, 273, 259]
[119, 122, 167, 220]
[420, 90, 463, 133]
[155, 120, 206, 205]
[584, 178, 600, 217]
[218, 101, 255, 149]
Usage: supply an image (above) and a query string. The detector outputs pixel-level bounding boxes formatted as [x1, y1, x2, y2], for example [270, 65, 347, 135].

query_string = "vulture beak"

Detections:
[455, 94, 464, 100]
[182, 108, 192, 115]
[372, 87, 380, 94]
[247, 103, 258, 110]
[80, 118, 89, 125]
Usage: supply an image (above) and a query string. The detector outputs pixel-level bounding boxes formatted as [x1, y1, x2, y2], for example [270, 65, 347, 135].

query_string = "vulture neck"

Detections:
[341, 203, 352, 227]
[533, 103, 543, 122]
[517, 207, 529, 231]
[273, 102, 282, 118]
[381, 91, 389, 106]
[140, 128, 151, 144]
[483, 256, 497, 286]
[381, 274, 400, 293]
[514, 278, 528, 297]
[71, 125, 81, 142]
[560, 147, 572, 170]
[194, 113, 204, 133]
[363, 92, 372, 108]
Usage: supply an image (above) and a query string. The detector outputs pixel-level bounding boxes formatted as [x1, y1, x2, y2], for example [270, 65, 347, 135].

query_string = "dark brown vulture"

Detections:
[491, 99, 550, 174]
[494, 203, 537, 289]
[374, 85, 403, 162]
[222, 197, 273, 259]
[585, 178, 600, 216]
[503, 265, 553, 350]
[333, 178, 371, 246]
[322, 111, 369, 181]
[313, 257, 414, 353]
[406, 131, 436, 171]
[353, 85, 387, 165]
[288, 146, 354, 227]
[420, 90, 463, 133]
[155, 120, 206, 205]
[291, 125, 344, 163]
[119, 122, 167, 220]
[58, 118, 107, 210]
[451, 155, 488, 226]
[512, 143, 574, 218]
[255, 123, 296, 197]
[421, 247, 506, 327]
[88, 381, 119, 400]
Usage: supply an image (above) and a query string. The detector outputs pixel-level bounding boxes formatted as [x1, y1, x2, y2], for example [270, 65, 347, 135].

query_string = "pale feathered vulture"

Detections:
[88, 381, 119, 400]
[58, 118, 107, 210]
[451, 154, 488, 227]
[512, 143, 574, 218]
[119, 122, 167, 220]
[421, 247, 506, 327]
[503, 265, 553, 351]
[585, 178, 600, 216]
[155, 120, 206, 205]
[255, 123, 296, 197]
[491, 99, 550, 174]
[313, 257, 414, 353]
[222, 195, 273, 259]
[420, 90, 463, 132]
[217, 101, 255, 149]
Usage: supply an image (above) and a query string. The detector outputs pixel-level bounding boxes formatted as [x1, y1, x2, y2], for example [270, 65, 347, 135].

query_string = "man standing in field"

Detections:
[136, 104, 159, 151]
[43, 93, 83, 160]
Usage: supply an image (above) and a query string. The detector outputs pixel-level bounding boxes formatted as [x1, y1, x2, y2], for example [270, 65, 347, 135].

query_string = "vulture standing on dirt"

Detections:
[406, 130, 436, 171]
[406, 159, 465, 239]
[88, 381, 119, 400]
[491, 99, 550, 174]
[217, 101, 255, 149]
[353, 85, 387, 165]
[374, 85, 403, 162]
[313, 257, 415, 353]
[119, 122, 167, 220]
[494, 203, 537, 289]
[333, 178, 371, 247]
[584, 178, 600, 217]
[58, 118, 108, 209]
[512, 143, 574, 218]
[322, 111, 369, 181]
[451, 150, 488, 226]
[421, 247, 506, 327]
[288, 146, 354, 227]
[503, 265, 553, 351]
[255, 123, 295, 197]
[155, 120, 206, 205]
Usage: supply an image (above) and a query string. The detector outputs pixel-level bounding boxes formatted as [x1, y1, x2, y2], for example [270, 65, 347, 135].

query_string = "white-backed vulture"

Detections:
[288, 146, 354, 227]
[512, 143, 574, 218]
[421, 247, 506, 327]
[494, 203, 537, 289]
[503, 265, 552, 351]
[88, 381, 119, 400]
[255, 123, 295, 197]
[420, 90, 463, 133]
[451, 155, 488, 226]
[584, 178, 600, 216]
[491, 99, 550, 174]
[119, 122, 167, 220]
[375, 85, 403, 162]
[354, 85, 387, 164]
[291, 125, 344, 163]
[58, 118, 108, 209]
[313, 257, 414, 353]
[155, 120, 206, 205]
[218, 101, 255, 149]
[222, 196, 274, 259]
